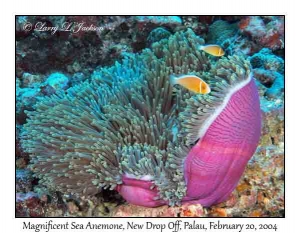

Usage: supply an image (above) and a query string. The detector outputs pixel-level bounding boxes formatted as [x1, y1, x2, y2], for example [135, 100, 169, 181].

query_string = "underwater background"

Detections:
[16, 16, 284, 217]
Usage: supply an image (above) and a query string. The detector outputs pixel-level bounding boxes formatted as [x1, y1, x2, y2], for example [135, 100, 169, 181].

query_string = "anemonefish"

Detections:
[170, 74, 211, 94]
[199, 44, 225, 57]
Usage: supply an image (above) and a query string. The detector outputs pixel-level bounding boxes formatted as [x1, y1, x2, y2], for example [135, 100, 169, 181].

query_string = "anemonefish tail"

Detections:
[198, 45, 204, 51]
[169, 75, 177, 86]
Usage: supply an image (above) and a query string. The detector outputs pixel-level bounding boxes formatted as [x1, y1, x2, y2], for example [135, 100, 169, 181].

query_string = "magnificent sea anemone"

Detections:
[21, 29, 261, 207]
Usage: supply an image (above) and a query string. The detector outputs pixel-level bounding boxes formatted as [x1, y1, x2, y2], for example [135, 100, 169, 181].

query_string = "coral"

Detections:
[22, 28, 261, 209]
[16, 192, 38, 202]
[112, 203, 205, 217]
[16, 193, 43, 217]
[182, 16, 209, 35]
[181, 16, 243, 38]
[134, 16, 182, 27]
[207, 20, 238, 46]
[16, 15, 185, 83]
[249, 48, 284, 101]
[45, 72, 69, 90]
[260, 98, 284, 147]
[16, 71, 71, 125]
[16, 169, 33, 193]
[16, 125, 29, 165]
[250, 48, 284, 74]
[209, 207, 228, 217]
[206, 19, 264, 56]
[147, 27, 172, 45]
[239, 16, 284, 51]
[253, 68, 284, 100]
[126, 16, 183, 52]
[251, 49, 284, 100]
[16, 86, 42, 124]
[21, 73, 45, 88]
[16, 188, 122, 217]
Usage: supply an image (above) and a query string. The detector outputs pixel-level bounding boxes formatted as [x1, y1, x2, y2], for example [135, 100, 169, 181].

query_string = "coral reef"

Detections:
[251, 49, 284, 100]
[202, 16, 284, 56]
[253, 69, 284, 99]
[250, 48, 284, 73]
[239, 16, 284, 51]
[16, 16, 130, 78]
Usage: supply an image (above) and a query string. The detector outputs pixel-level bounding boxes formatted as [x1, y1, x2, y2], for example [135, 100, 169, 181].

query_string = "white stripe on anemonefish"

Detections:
[199, 81, 202, 93]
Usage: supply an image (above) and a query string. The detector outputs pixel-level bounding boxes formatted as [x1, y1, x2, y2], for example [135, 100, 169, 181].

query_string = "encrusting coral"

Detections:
[21, 29, 261, 207]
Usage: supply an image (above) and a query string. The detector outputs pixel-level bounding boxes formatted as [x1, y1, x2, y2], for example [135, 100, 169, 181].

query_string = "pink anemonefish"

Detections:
[199, 44, 225, 57]
[170, 74, 211, 94]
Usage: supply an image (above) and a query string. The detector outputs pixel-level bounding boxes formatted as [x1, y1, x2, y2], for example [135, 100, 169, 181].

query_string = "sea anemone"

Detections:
[21, 29, 261, 207]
